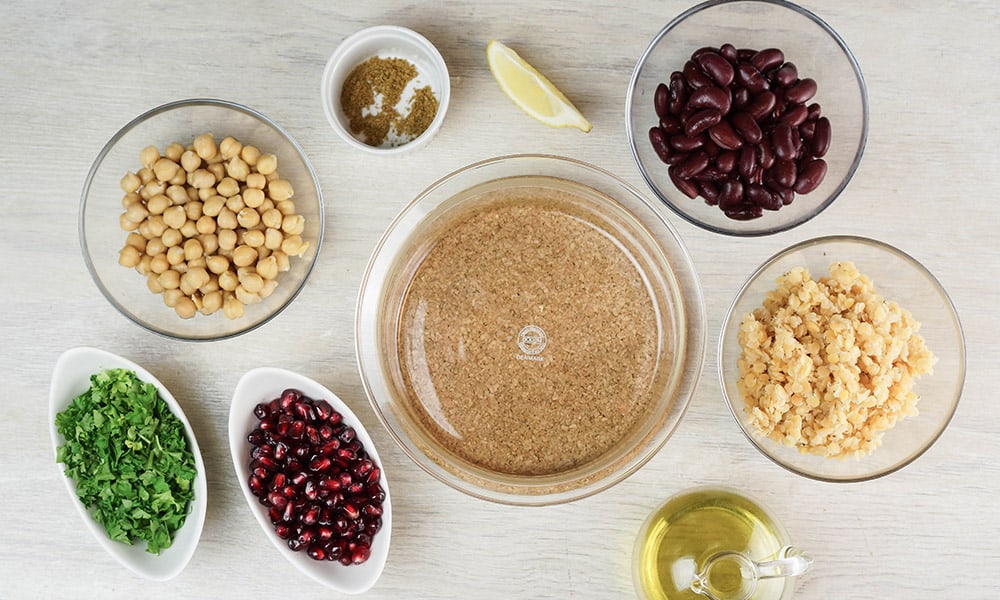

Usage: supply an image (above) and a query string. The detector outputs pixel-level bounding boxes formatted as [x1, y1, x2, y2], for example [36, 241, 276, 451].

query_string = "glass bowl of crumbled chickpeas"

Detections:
[718, 236, 966, 482]
[80, 98, 324, 341]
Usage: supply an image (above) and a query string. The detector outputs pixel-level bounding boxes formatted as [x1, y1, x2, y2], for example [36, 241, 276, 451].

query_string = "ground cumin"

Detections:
[340, 56, 439, 147]
[393, 180, 676, 477]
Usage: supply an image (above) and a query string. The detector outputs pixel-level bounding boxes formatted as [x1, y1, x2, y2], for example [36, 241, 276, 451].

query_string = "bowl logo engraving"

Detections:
[516, 325, 547, 362]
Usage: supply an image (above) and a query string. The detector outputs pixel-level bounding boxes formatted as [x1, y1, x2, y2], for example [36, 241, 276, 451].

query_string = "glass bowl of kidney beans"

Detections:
[626, 0, 868, 236]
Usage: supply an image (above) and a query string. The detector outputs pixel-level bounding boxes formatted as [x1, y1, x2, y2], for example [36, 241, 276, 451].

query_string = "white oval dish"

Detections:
[228, 367, 392, 594]
[48, 346, 207, 581]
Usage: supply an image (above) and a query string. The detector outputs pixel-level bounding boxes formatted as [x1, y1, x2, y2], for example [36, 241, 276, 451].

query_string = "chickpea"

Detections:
[240, 144, 261, 166]
[164, 142, 185, 162]
[147, 215, 168, 237]
[120, 171, 141, 193]
[216, 177, 240, 198]
[161, 228, 183, 248]
[267, 179, 294, 202]
[174, 297, 197, 319]
[189, 168, 217, 189]
[193, 133, 218, 160]
[147, 273, 164, 294]
[281, 214, 305, 236]
[242, 229, 266, 248]
[218, 228, 237, 252]
[258, 198, 275, 213]
[180, 219, 199, 239]
[150, 253, 170, 274]
[140, 179, 167, 200]
[124, 201, 149, 224]
[219, 136, 243, 160]
[202, 194, 226, 217]
[180, 268, 210, 296]
[184, 200, 203, 221]
[197, 186, 214, 202]
[256, 153, 278, 175]
[207, 161, 226, 182]
[237, 207, 261, 228]
[180, 150, 202, 173]
[153, 157, 180, 182]
[235, 285, 260, 305]
[122, 192, 141, 209]
[219, 270, 240, 291]
[157, 269, 181, 290]
[256, 255, 278, 280]
[223, 293, 244, 319]
[166, 184, 190, 204]
[138, 220, 154, 240]
[162, 288, 184, 308]
[119, 245, 141, 268]
[276, 199, 296, 216]
[187, 256, 207, 270]
[145, 237, 167, 257]
[281, 235, 306, 256]
[119, 213, 140, 232]
[246, 172, 267, 190]
[163, 205, 187, 230]
[217, 207, 238, 230]
[264, 228, 283, 250]
[138, 167, 156, 185]
[196, 215, 217, 235]
[170, 168, 188, 186]
[125, 232, 147, 252]
[259, 278, 278, 299]
[206, 254, 230, 275]
[183, 238, 204, 261]
[261, 208, 283, 229]
[238, 269, 264, 294]
[166, 245, 186, 266]
[199, 233, 219, 255]
[186, 185, 200, 202]
[140, 145, 160, 169]
[243, 187, 265, 208]
[136, 254, 153, 275]
[225, 194, 245, 213]
[226, 156, 250, 181]
[200, 275, 220, 295]
[273, 250, 290, 272]
[201, 290, 223, 315]
[232, 244, 257, 267]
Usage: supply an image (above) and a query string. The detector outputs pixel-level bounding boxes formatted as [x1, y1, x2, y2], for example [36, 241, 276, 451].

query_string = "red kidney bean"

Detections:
[798, 120, 816, 140]
[718, 179, 745, 211]
[716, 152, 738, 175]
[708, 120, 743, 150]
[659, 114, 683, 135]
[670, 133, 705, 152]
[668, 165, 700, 198]
[757, 142, 775, 170]
[693, 167, 725, 182]
[772, 159, 797, 188]
[736, 48, 756, 62]
[730, 111, 762, 144]
[703, 140, 721, 158]
[794, 158, 827, 194]
[688, 86, 731, 114]
[774, 62, 798, 87]
[654, 83, 670, 119]
[771, 123, 797, 160]
[750, 48, 784, 73]
[747, 91, 777, 121]
[725, 205, 764, 220]
[779, 104, 809, 127]
[697, 181, 720, 205]
[697, 51, 735, 87]
[735, 63, 769, 95]
[684, 108, 722, 136]
[733, 87, 750, 110]
[786, 78, 818, 104]
[806, 102, 822, 122]
[683, 60, 714, 89]
[812, 117, 831, 157]
[720, 43, 738, 64]
[776, 187, 795, 205]
[691, 46, 719, 60]
[649, 127, 672, 163]
[676, 150, 710, 179]
[668, 72, 687, 115]
[738, 144, 757, 180]
[747, 184, 781, 210]
[666, 152, 688, 166]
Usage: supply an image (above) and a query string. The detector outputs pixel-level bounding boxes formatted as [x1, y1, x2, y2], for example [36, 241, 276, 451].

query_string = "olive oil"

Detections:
[634, 489, 787, 600]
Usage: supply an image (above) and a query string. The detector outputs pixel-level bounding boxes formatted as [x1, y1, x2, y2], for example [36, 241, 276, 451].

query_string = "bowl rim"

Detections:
[354, 153, 707, 505]
[717, 234, 967, 482]
[79, 97, 325, 342]
[320, 25, 451, 155]
[625, 0, 871, 237]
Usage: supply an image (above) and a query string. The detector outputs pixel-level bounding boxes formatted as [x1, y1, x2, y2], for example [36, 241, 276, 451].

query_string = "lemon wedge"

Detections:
[487, 40, 592, 132]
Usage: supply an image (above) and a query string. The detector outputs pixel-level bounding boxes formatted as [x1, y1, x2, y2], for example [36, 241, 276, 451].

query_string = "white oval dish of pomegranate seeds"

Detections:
[48, 346, 208, 581]
[228, 367, 392, 594]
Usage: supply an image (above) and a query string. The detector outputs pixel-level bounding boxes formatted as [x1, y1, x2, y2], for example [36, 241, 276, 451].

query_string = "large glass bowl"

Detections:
[356, 155, 706, 505]
[626, 0, 869, 236]
[80, 98, 324, 341]
[719, 236, 966, 481]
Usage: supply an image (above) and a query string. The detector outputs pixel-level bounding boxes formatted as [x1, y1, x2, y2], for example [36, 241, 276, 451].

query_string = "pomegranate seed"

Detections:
[247, 429, 266, 445]
[342, 503, 360, 520]
[285, 458, 303, 473]
[304, 479, 318, 500]
[270, 472, 287, 491]
[267, 492, 288, 510]
[337, 447, 356, 462]
[328, 411, 343, 426]
[324, 492, 345, 509]
[248, 474, 264, 495]
[302, 506, 319, 526]
[273, 441, 288, 461]
[319, 507, 334, 526]
[259, 416, 275, 431]
[293, 444, 311, 459]
[353, 459, 373, 478]
[366, 466, 381, 484]
[351, 546, 371, 564]
[282, 485, 298, 499]
[307, 544, 326, 561]
[318, 440, 339, 457]
[280, 389, 300, 410]
[291, 471, 309, 486]
[282, 502, 296, 523]
[313, 399, 333, 420]
[268, 506, 283, 524]
[290, 420, 305, 439]
[347, 482, 365, 495]
[253, 403, 270, 419]
[257, 456, 278, 471]
[309, 457, 332, 472]
[362, 503, 383, 517]
[252, 466, 268, 480]
[274, 524, 291, 539]
[306, 426, 321, 445]
[318, 424, 334, 441]
[339, 427, 356, 443]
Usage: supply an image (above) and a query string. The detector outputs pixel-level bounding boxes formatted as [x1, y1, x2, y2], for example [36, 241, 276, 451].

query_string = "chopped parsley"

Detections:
[55, 368, 197, 554]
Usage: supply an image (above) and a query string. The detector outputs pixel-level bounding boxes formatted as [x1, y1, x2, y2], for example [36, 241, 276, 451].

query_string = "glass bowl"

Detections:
[80, 98, 324, 341]
[626, 0, 869, 236]
[356, 154, 706, 505]
[719, 236, 966, 482]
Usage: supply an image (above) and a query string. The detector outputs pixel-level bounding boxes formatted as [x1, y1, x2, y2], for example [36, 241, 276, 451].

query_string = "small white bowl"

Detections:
[48, 347, 207, 581]
[321, 25, 450, 155]
[228, 367, 392, 594]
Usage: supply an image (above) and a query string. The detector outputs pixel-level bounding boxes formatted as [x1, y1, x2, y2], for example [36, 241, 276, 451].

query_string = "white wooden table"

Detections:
[2, 1, 998, 598]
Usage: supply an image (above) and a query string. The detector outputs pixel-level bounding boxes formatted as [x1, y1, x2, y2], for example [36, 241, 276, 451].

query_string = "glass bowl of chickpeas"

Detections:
[80, 98, 324, 340]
